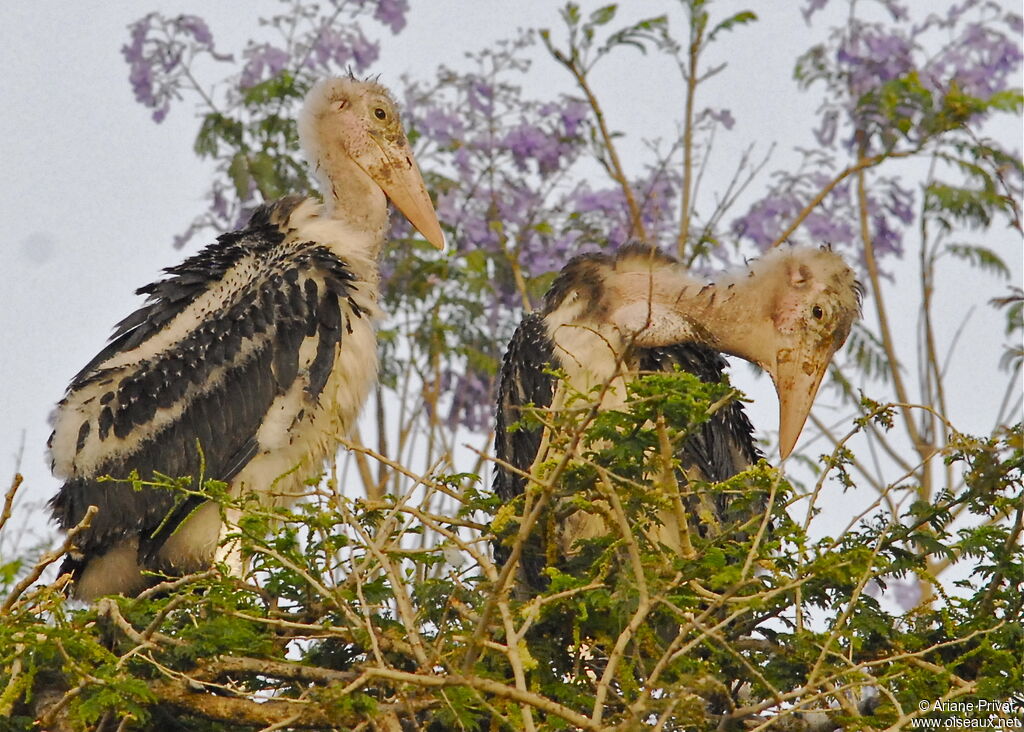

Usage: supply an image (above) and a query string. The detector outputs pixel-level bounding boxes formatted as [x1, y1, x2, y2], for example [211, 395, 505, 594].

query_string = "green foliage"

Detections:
[4, 0, 1022, 728]
[3, 379, 1020, 729]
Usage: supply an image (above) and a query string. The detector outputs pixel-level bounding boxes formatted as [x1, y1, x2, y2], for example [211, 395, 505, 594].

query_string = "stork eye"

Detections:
[811, 305, 824, 320]
[374, 107, 387, 120]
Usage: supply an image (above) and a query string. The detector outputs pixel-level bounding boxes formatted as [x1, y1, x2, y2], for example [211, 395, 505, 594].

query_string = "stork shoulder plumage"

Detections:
[48, 77, 443, 599]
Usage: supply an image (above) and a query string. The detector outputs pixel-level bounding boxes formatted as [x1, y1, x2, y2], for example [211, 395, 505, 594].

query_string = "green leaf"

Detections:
[946, 244, 1010, 279]
[249, 150, 284, 200]
[588, 4, 617, 26]
[709, 10, 758, 42]
[227, 151, 250, 199]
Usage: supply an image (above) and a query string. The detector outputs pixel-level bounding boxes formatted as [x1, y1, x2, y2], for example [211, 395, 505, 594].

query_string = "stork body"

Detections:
[492, 243, 859, 591]
[48, 78, 443, 599]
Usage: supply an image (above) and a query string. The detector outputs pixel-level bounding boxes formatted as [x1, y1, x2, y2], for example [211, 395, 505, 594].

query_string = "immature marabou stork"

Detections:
[493, 243, 859, 591]
[48, 77, 444, 599]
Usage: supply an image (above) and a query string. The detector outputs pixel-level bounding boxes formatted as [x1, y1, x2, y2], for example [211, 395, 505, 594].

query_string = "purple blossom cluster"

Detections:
[732, 157, 914, 261]
[737, 0, 1020, 261]
[837, 22, 916, 101]
[122, 13, 230, 122]
[124, 1, 409, 123]
[799, 0, 1021, 152]
[239, 23, 380, 89]
[922, 18, 1023, 100]
[371, 0, 408, 34]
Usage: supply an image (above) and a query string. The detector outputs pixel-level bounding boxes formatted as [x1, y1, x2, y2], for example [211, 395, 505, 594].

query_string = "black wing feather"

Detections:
[49, 198, 357, 567]
[491, 319, 762, 593]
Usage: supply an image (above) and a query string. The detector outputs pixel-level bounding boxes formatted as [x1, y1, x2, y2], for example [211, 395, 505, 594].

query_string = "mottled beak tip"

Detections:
[773, 343, 838, 460]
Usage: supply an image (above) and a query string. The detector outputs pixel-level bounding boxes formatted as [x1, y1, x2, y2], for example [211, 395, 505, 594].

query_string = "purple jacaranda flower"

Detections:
[240, 44, 291, 88]
[732, 193, 805, 249]
[838, 26, 915, 100]
[802, 0, 830, 23]
[467, 80, 495, 115]
[504, 123, 564, 174]
[882, 179, 915, 224]
[560, 99, 588, 137]
[699, 107, 736, 130]
[925, 22, 1023, 99]
[121, 12, 232, 123]
[891, 577, 922, 610]
[452, 146, 473, 176]
[420, 107, 465, 145]
[176, 15, 213, 46]
[349, 28, 380, 70]
[804, 211, 855, 244]
[122, 14, 151, 63]
[128, 61, 157, 107]
[374, 0, 408, 34]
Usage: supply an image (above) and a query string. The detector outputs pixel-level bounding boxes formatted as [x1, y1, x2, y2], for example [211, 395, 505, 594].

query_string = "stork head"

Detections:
[601, 243, 860, 459]
[299, 77, 445, 250]
[729, 246, 861, 458]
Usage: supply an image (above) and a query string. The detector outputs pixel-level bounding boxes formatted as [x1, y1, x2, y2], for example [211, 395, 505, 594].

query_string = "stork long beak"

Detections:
[346, 127, 445, 250]
[769, 337, 838, 459]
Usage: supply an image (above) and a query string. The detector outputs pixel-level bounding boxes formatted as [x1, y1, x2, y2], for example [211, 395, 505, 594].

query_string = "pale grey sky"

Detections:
[1, 2, 1020, 553]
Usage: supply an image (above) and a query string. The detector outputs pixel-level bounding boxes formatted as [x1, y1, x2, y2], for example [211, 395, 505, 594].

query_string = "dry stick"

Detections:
[854, 148, 929, 461]
[361, 667, 603, 731]
[739, 471, 781, 582]
[457, 370, 624, 673]
[338, 437, 461, 504]
[135, 568, 219, 601]
[545, 44, 648, 242]
[590, 467, 651, 726]
[149, 677, 333, 728]
[350, 543, 390, 669]
[676, 17, 702, 260]
[345, 502, 431, 669]
[733, 624, 998, 729]
[495, 596, 537, 732]
[856, 149, 947, 603]
[769, 146, 920, 249]
[625, 587, 755, 722]
[96, 598, 181, 650]
[697, 142, 776, 264]
[2, 505, 97, 614]
[348, 427, 381, 501]
[690, 615, 784, 709]
[806, 532, 888, 689]
[0, 473, 21, 535]
[830, 362, 917, 476]
[808, 412, 887, 496]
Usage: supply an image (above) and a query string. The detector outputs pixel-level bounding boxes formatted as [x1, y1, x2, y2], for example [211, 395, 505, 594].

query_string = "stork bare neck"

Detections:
[549, 244, 860, 458]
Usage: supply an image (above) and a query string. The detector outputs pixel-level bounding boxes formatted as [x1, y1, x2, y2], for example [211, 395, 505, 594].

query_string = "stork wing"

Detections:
[493, 313, 556, 502]
[49, 199, 362, 561]
[491, 315, 764, 592]
[491, 313, 557, 590]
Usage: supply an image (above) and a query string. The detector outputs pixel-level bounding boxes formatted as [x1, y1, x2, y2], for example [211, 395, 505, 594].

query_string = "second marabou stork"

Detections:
[48, 77, 444, 599]
[493, 243, 860, 592]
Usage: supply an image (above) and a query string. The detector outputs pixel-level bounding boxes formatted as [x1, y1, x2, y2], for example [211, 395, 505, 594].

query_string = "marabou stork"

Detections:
[48, 77, 444, 599]
[492, 243, 859, 591]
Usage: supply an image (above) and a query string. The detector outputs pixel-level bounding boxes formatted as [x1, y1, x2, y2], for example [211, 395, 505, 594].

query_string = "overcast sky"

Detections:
[1, 2, 1020, 552]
